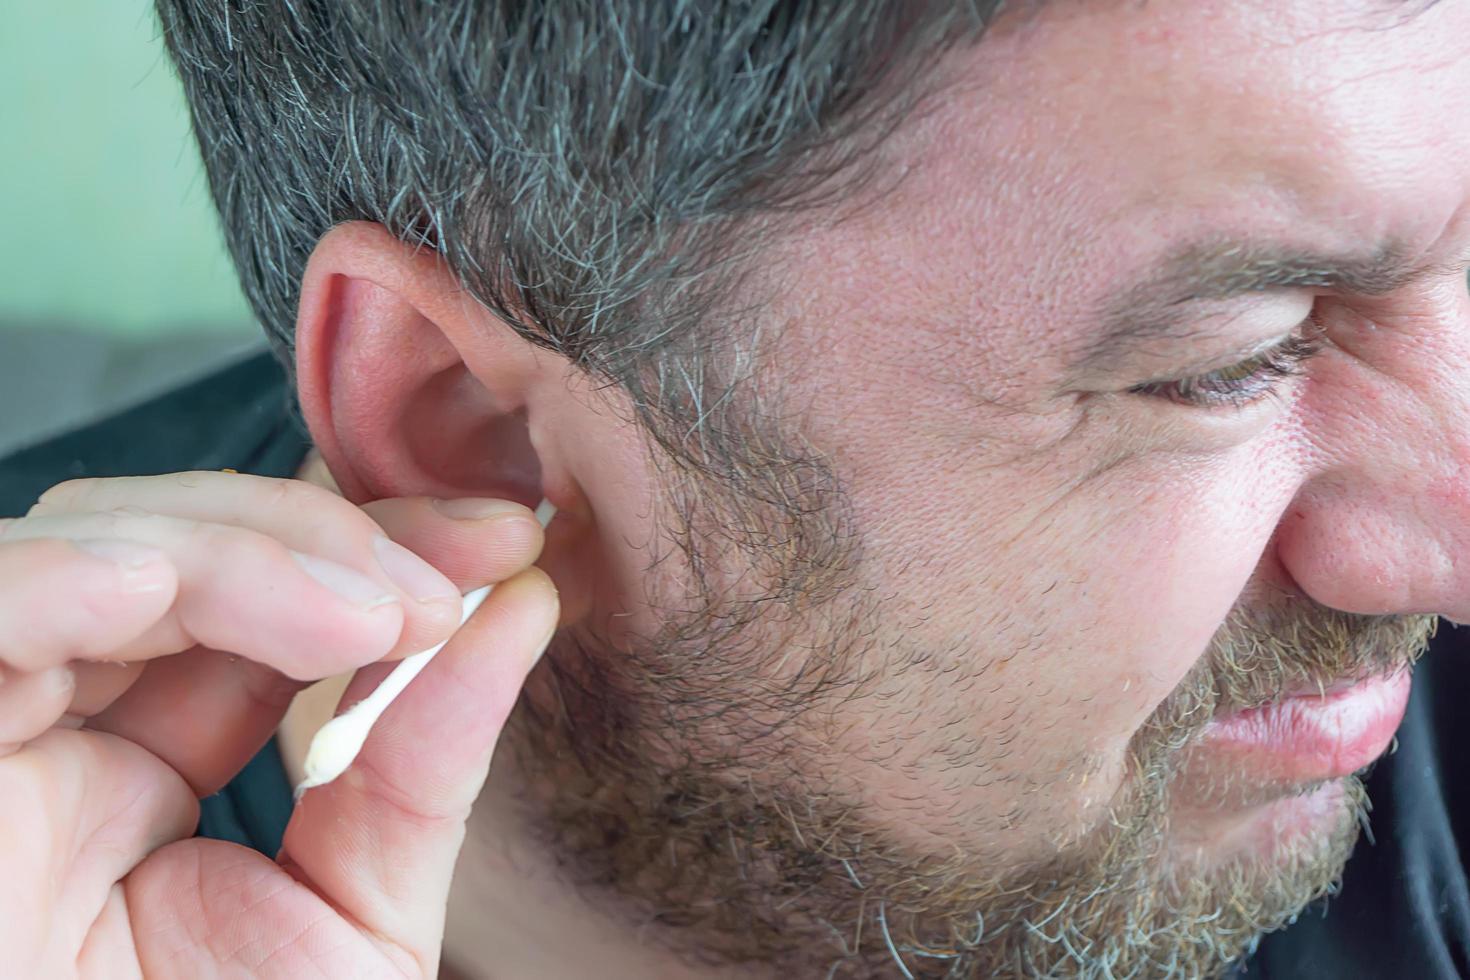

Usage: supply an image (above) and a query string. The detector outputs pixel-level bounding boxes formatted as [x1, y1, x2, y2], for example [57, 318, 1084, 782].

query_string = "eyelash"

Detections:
[1130, 319, 1327, 410]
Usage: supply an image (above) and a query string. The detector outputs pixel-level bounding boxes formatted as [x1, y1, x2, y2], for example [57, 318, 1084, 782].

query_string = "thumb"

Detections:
[278, 566, 559, 972]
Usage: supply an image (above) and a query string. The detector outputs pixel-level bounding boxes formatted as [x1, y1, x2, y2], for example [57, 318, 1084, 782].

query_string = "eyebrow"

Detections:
[1074, 238, 1425, 375]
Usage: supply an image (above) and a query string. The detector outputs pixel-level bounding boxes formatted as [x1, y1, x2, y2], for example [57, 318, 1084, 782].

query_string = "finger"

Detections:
[0, 537, 177, 673]
[4, 512, 408, 680]
[67, 660, 146, 717]
[359, 496, 543, 590]
[0, 729, 197, 964]
[74, 495, 545, 794]
[280, 566, 559, 968]
[29, 474, 473, 656]
[87, 650, 305, 797]
[0, 665, 76, 753]
[76, 885, 143, 980]
[28, 472, 375, 556]
[123, 837, 407, 978]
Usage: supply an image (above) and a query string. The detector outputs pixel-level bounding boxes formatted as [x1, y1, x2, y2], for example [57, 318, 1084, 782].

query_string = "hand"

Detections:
[0, 472, 559, 978]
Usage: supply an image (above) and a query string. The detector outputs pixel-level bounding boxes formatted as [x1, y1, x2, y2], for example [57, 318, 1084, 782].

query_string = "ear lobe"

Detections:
[293, 222, 545, 510]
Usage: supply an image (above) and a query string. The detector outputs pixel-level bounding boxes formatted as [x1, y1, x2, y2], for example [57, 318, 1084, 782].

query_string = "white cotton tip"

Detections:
[294, 708, 376, 799]
[293, 498, 557, 799]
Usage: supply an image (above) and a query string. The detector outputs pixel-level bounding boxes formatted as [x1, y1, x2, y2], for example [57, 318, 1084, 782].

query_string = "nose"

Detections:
[1275, 280, 1470, 622]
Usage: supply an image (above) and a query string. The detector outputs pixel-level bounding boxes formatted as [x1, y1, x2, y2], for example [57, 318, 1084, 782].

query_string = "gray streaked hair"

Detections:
[155, 2, 1006, 467]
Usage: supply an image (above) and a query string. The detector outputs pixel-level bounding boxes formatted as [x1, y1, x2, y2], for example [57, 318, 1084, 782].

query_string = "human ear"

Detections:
[292, 220, 606, 627]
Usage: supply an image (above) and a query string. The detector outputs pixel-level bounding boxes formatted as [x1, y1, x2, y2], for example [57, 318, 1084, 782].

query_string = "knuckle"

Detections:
[264, 475, 333, 512]
[308, 484, 374, 534]
[256, 477, 352, 533]
[259, 477, 299, 514]
[265, 477, 380, 544]
[168, 471, 210, 489]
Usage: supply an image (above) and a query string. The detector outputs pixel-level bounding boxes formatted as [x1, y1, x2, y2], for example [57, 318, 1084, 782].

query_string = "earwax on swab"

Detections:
[294, 498, 557, 799]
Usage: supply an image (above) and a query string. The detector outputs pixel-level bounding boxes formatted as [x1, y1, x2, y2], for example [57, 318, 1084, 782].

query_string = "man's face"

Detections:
[508, 2, 1470, 975]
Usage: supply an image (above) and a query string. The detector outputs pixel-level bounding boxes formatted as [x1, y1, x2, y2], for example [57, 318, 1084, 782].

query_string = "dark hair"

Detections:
[155, 2, 1007, 478]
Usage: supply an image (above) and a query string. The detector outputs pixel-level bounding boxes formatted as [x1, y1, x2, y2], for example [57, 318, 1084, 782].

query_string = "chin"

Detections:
[1165, 774, 1364, 879]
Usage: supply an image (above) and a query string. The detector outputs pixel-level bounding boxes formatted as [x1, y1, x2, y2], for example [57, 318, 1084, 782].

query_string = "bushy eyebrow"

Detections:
[1072, 237, 1424, 375]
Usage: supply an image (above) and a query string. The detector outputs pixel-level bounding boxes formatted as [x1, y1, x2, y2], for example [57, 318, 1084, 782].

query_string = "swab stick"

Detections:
[294, 498, 557, 798]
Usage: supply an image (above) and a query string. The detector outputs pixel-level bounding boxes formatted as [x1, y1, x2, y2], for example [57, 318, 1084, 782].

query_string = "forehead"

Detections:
[769, 0, 1470, 390]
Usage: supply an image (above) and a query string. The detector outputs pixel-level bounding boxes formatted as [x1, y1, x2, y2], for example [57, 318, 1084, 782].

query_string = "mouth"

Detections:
[1194, 670, 1413, 784]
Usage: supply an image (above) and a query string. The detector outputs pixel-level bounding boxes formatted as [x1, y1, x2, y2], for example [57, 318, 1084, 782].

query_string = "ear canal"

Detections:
[402, 365, 545, 511]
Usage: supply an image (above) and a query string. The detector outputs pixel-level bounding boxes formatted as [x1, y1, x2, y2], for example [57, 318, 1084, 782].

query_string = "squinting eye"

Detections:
[1129, 320, 1326, 410]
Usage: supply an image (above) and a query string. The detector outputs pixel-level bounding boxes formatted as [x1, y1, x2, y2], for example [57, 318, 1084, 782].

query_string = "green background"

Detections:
[1, 3, 255, 337]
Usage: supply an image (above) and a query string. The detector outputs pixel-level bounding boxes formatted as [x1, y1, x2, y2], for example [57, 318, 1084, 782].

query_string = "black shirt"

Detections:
[3, 350, 1468, 978]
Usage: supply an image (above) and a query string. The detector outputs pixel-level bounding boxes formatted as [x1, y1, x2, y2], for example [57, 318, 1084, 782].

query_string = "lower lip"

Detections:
[1195, 671, 1412, 783]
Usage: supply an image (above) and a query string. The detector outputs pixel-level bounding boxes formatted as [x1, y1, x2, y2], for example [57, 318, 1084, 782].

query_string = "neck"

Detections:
[276, 666, 750, 976]
[440, 733, 763, 980]
[279, 451, 758, 977]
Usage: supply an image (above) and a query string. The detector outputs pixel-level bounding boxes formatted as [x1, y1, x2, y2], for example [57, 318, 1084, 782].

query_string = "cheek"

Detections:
[826, 432, 1299, 856]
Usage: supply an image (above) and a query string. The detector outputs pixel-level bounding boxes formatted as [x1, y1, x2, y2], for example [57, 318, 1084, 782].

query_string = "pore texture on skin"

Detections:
[147, 0, 1470, 972]
[154, 0, 1465, 975]
[505, 468, 1435, 978]
[483, 0, 1465, 973]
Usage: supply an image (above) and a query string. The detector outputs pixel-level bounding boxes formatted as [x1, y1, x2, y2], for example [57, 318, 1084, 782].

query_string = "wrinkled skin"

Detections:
[0, 473, 559, 979]
[279, 1, 1470, 978]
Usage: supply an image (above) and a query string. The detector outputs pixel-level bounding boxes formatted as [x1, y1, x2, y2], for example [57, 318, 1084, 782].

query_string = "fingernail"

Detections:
[291, 551, 399, 609]
[45, 665, 76, 696]
[430, 498, 529, 521]
[75, 539, 172, 594]
[372, 537, 460, 604]
[75, 539, 165, 569]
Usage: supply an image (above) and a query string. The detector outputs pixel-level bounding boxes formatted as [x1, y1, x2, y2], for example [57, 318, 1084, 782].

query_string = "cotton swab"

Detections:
[294, 498, 557, 798]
